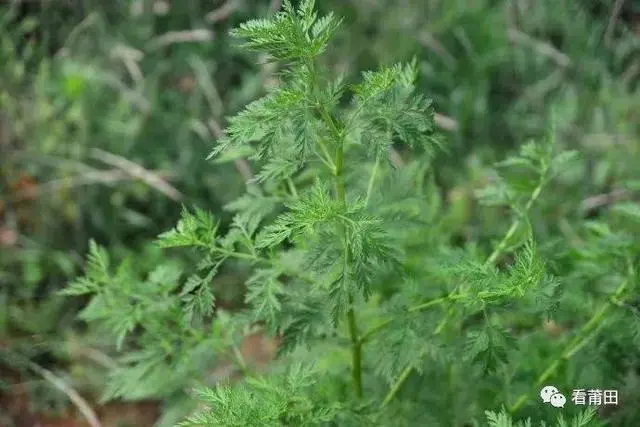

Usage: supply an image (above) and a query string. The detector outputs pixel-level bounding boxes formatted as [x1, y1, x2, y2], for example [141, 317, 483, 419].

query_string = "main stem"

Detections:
[348, 294, 363, 398]
[334, 126, 364, 398]
[306, 55, 363, 398]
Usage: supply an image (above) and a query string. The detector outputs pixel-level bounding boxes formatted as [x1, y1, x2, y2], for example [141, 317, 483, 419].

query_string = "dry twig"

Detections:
[417, 31, 456, 69]
[604, 0, 626, 48]
[12, 169, 176, 203]
[206, 0, 240, 23]
[26, 360, 102, 427]
[90, 148, 183, 201]
[507, 28, 572, 68]
[434, 113, 458, 132]
[580, 189, 635, 214]
[147, 29, 214, 51]
[110, 44, 144, 85]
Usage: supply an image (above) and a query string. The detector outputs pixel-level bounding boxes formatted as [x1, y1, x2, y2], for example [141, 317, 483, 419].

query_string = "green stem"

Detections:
[381, 366, 413, 408]
[334, 142, 345, 200]
[335, 133, 363, 398]
[232, 344, 250, 376]
[485, 179, 544, 266]
[373, 296, 455, 406]
[309, 53, 363, 398]
[217, 249, 259, 261]
[509, 277, 630, 413]
[364, 156, 380, 207]
[359, 294, 458, 345]
[348, 294, 363, 398]
[434, 172, 548, 336]
[286, 177, 298, 198]
[373, 170, 549, 406]
[316, 138, 336, 171]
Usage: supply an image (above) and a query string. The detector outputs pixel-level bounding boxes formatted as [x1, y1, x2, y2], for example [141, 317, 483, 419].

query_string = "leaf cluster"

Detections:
[58, 1, 640, 426]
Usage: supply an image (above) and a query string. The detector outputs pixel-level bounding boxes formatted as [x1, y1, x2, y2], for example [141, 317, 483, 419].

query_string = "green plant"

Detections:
[61, 1, 640, 426]
[1, 1, 276, 420]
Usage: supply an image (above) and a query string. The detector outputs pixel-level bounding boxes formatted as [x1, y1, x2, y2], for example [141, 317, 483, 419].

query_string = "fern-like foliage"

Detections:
[484, 407, 600, 427]
[62, 1, 640, 426]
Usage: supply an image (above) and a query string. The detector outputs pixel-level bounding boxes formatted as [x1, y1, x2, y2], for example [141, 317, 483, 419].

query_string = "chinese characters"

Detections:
[541, 385, 619, 408]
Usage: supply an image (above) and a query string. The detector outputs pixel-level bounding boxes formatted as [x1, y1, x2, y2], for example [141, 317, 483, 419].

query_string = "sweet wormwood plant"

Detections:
[62, 1, 639, 426]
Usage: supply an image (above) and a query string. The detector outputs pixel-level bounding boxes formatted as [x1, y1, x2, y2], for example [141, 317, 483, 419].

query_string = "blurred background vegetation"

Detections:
[0, 0, 638, 426]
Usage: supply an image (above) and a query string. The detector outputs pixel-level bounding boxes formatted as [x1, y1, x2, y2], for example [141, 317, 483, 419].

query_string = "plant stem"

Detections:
[286, 177, 298, 197]
[381, 365, 413, 408]
[375, 295, 456, 406]
[485, 178, 544, 266]
[217, 249, 259, 261]
[364, 156, 380, 207]
[232, 344, 250, 376]
[25, 358, 102, 427]
[334, 125, 364, 398]
[339, 155, 364, 398]
[348, 293, 363, 398]
[335, 138, 346, 202]
[310, 54, 364, 398]
[371, 168, 550, 405]
[509, 276, 630, 413]
[359, 295, 455, 344]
